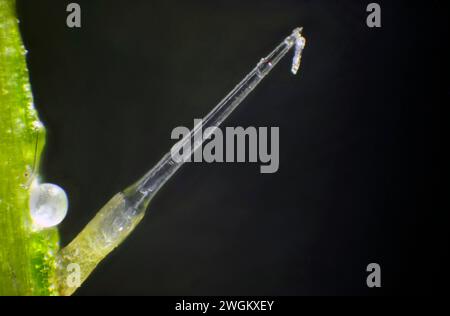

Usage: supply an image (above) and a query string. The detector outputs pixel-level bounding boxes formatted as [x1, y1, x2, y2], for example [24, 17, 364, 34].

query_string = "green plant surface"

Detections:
[0, 0, 59, 296]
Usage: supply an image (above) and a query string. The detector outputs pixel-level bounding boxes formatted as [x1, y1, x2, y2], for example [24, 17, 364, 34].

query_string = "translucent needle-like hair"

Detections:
[57, 27, 306, 295]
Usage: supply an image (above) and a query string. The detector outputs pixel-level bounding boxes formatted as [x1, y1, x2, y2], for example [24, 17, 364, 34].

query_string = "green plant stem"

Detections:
[0, 0, 59, 296]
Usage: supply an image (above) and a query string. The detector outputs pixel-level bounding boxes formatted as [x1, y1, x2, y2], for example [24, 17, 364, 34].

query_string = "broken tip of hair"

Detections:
[290, 27, 306, 75]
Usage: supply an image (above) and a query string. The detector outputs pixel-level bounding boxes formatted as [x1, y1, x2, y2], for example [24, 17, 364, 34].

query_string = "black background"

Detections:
[16, 0, 445, 295]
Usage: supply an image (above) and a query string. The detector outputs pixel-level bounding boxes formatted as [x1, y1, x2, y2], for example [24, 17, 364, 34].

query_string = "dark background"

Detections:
[16, 0, 445, 295]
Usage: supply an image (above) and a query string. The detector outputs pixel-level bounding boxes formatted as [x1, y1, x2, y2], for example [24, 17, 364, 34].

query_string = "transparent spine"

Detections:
[58, 27, 306, 295]
[125, 27, 306, 211]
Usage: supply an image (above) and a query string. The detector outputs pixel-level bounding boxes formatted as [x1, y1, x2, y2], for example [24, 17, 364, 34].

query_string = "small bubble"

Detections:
[30, 182, 68, 228]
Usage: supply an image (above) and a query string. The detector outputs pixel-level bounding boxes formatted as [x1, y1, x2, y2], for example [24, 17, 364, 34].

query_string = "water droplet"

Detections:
[30, 182, 68, 228]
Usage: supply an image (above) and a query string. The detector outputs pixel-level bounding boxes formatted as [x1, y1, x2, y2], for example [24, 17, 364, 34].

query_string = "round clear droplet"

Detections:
[30, 183, 68, 228]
